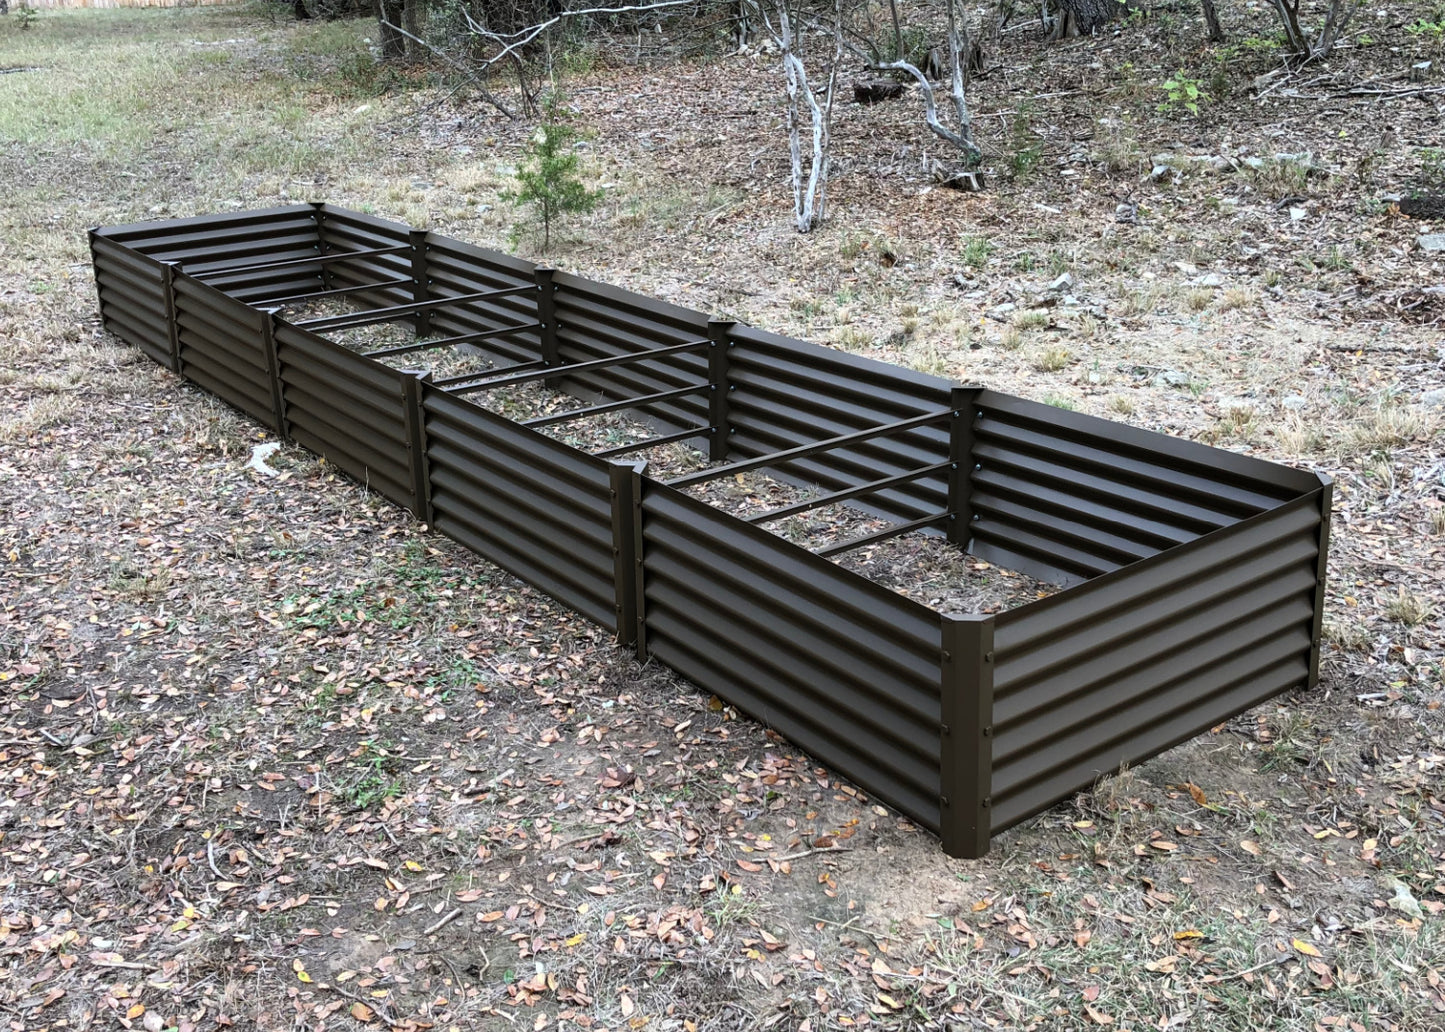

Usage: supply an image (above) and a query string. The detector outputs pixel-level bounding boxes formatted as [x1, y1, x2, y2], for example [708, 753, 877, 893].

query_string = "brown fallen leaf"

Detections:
[1292, 938, 1323, 958]
[350, 1002, 375, 1022]
[1240, 840, 1262, 856]
[1184, 782, 1208, 806]
[1084, 1002, 1115, 1024]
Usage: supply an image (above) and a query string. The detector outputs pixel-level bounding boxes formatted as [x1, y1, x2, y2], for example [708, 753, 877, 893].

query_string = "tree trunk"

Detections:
[1201, 0, 1223, 41]
[402, 0, 425, 59]
[1051, 0, 1123, 38]
[376, 0, 407, 60]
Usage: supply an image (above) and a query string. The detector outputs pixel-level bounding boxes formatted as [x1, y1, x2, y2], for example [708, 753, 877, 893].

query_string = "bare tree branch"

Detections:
[379, 18, 516, 118]
[461, 0, 702, 75]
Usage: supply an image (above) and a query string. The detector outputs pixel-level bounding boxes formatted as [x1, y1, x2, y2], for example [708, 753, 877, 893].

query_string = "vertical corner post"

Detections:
[940, 613, 995, 859]
[409, 230, 432, 338]
[1308, 477, 1333, 689]
[402, 370, 435, 526]
[609, 461, 646, 649]
[707, 319, 735, 463]
[161, 261, 183, 375]
[310, 203, 332, 292]
[534, 267, 559, 387]
[947, 386, 982, 549]
[259, 308, 287, 438]
[631, 467, 649, 663]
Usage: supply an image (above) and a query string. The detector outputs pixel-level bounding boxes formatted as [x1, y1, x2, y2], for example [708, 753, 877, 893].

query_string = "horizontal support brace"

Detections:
[296, 284, 536, 333]
[435, 359, 548, 389]
[594, 426, 709, 458]
[666, 408, 954, 490]
[449, 339, 709, 395]
[363, 321, 543, 359]
[521, 384, 710, 429]
[251, 277, 414, 307]
[747, 460, 952, 525]
[814, 511, 951, 559]
[186, 244, 411, 278]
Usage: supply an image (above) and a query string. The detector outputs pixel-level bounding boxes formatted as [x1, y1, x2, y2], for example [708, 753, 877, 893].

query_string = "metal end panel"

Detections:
[987, 494, 1324, 832]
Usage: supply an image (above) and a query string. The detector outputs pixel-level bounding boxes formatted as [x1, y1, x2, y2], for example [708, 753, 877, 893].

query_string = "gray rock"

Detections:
[1047, 272, 1074, 292]
[1150, 164, 1174, 182]
[1281, 395, 1309, 411]
[1421, 388, 1445, 408]
[1419, 234, 1445, 252]
[1194, 272, 1226, 288]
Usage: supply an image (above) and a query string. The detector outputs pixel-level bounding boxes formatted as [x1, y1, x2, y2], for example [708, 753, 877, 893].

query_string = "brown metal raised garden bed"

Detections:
[89, 204, 1332, 857]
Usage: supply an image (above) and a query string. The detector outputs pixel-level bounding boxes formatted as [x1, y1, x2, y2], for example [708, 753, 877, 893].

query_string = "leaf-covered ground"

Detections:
[1, 5, 1443, 1031]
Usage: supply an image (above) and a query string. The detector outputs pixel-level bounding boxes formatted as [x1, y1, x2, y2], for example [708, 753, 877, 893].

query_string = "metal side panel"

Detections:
[171, 274, 277, 427]
[639, 480, 944, 830]
[422, 388, 617, 629]
[272, 322, 414, 508]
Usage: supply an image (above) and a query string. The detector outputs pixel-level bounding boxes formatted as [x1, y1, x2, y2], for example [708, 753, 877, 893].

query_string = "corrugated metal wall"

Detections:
[987, 492, 1327, 832]
[639, 481, 946, 829]
[422, 388, 619, 631]
[969, 391, 1321, 585]
[172, 273, 277, 429]
[273, 320, 415, 508]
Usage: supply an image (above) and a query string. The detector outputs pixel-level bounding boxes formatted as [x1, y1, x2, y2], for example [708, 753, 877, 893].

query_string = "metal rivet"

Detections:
[982, 725, 993, 736]
[981, 796, 992, 808]
[974, 463, 982, 471]
[984, 651, 994, 663]
[941, 650, 952, 662]
[940, 795, 950, 807]
[941, 723, 951, 736]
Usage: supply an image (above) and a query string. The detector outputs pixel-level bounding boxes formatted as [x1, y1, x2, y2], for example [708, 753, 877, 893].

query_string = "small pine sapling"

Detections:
[506, 94, 601, 252]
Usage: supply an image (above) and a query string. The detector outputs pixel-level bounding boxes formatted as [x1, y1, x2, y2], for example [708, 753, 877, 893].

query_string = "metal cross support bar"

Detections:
[251, 278, 415, 308]
[296, 284, 536, 334]
[184, 244, 411, 279]
[665, 408, 954, 490]
[746, 461, 952, 526]
[363, 322, 544, 359]
[448, 339, 709, 396]
[813, 511, 951, 559]
[520, 384, 710, 429]
[435, 359, 548, 389]
[595, 426, 709, 459]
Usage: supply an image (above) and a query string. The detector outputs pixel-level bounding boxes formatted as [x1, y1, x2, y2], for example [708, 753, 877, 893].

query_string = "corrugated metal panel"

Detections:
[987, 493, 1325, 832]
[639, 481, 944, 829]
[549, 273, 713, 432]
[422, 388, 617, 629]
[172, 274, 277, 429]
[273, 320, 414, 509]
[420, 238, 541, 365]
[314, 206, 415, 312]
[90, 234, 171, 367]
[970, 391, 1320, 585]
[97, 205, 324, 303]
[725, 324, 952, 523]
